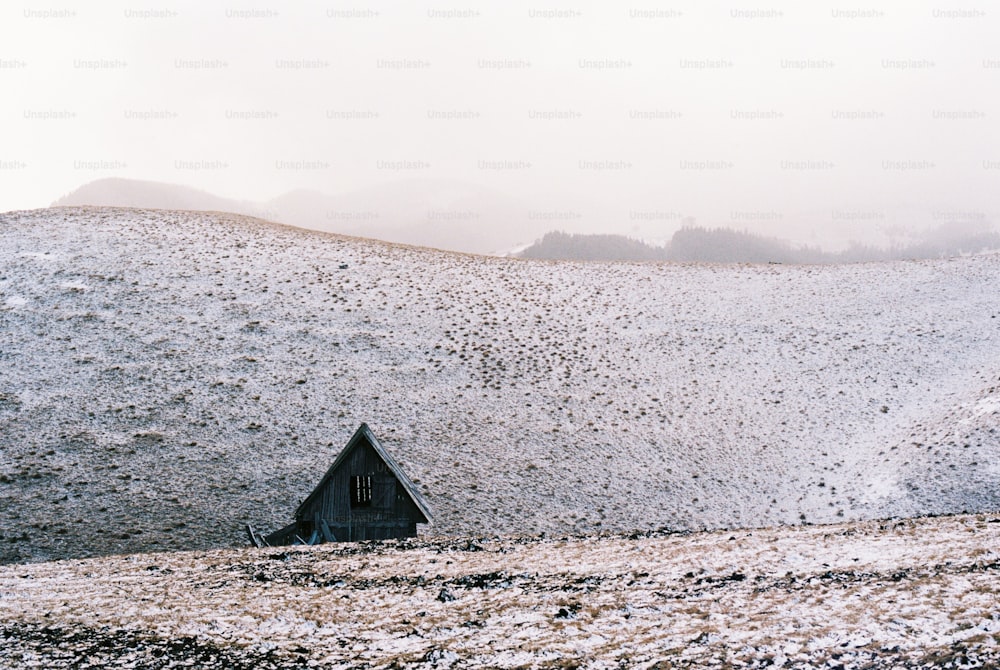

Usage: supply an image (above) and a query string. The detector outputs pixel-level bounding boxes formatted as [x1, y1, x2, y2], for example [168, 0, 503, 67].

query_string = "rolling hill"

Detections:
[1, 206, 999, 566]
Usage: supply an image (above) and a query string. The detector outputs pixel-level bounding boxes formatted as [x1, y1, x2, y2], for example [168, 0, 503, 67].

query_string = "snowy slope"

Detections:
[0, 513, 998, 668]
[0, 206, 999, 564]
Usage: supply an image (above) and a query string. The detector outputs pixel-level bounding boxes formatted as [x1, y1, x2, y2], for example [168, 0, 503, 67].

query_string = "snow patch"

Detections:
[964, 396, 1000, 422]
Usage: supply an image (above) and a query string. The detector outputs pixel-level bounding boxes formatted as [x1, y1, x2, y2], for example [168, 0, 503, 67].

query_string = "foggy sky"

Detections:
[2, 0, 999, 247]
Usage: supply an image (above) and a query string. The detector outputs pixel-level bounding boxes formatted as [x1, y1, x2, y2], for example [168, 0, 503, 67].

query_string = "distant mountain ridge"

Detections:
[53, 177, 533, 255]
[55, 178, 1000, 262]
[520, 227, 1000, 264]
[52, 178, 262, 217]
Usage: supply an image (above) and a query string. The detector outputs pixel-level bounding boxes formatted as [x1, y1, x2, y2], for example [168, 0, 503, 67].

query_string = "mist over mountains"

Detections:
[520, 226, 1000, 264]
[53, 178, 999, 262]
[53, 178, 533, 255]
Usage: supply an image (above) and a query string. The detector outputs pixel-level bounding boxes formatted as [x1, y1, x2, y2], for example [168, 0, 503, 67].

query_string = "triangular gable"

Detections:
[295, 423, 432, 524]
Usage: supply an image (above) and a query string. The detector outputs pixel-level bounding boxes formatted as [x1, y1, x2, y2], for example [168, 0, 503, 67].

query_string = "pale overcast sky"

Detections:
[2, 0, 998, 245]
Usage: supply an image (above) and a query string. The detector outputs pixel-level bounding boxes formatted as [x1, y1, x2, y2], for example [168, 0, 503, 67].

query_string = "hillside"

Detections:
[1, 513, 998, 668]
[1, 206, 999, 565]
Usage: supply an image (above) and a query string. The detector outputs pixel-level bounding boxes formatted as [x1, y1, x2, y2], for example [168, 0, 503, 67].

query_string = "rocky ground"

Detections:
[0, 513, 998, 668]
[1, 206, 999, 565]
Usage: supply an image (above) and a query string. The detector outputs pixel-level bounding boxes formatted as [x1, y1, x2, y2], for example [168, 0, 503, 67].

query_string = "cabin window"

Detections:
[350, 475, 372, 508]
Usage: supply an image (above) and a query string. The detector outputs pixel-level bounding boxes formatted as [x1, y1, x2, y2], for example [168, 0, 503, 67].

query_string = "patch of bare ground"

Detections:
[1, 513, 997, 668]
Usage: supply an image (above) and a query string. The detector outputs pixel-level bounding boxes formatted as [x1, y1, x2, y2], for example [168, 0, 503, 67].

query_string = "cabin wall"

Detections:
[327, 522, 417, 542]
[298, 442, 423, 541]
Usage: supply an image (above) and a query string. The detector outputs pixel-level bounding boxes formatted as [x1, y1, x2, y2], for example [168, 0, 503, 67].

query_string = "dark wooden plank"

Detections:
[319, 518, 336, 542]
[246, 523, 262, 548]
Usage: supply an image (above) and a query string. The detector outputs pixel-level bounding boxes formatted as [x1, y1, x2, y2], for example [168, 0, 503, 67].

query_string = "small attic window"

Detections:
[350, 475, 372, 508]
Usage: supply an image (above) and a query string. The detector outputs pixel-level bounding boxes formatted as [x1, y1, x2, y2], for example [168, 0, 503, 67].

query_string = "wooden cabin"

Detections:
[258, 423, 432, 546]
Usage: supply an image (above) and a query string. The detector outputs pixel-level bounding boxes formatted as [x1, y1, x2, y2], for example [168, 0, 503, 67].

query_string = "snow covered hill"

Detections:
[1, 206, 998, 564]
[0, 513, 997, 668]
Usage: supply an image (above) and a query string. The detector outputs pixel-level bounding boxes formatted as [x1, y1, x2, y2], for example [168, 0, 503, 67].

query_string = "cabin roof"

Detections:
[294, 423, 433, 524]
